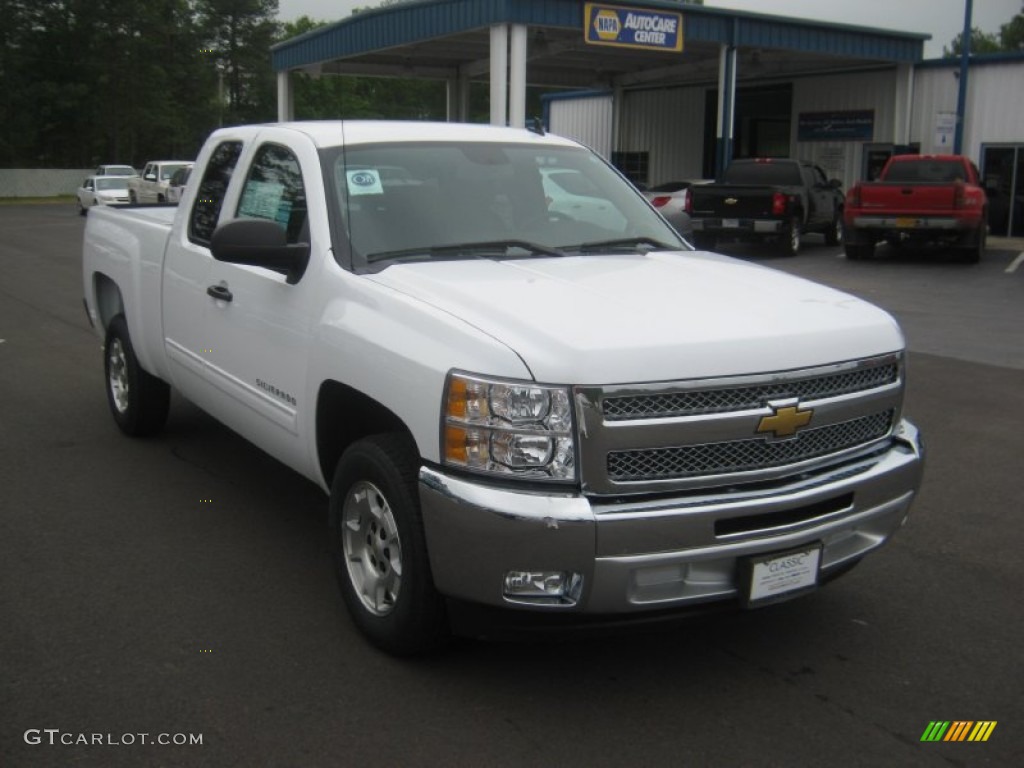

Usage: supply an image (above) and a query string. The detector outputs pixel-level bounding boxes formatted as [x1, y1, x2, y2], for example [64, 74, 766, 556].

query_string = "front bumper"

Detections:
[419, 420, 923, 614]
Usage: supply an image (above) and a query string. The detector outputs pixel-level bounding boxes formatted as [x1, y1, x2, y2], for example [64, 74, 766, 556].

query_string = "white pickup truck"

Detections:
[127, 159, 193, 203]
[82, 121, 924, 654]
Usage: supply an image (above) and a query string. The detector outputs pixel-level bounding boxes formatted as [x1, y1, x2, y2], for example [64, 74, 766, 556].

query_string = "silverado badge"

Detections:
[724, 197, 739, 205]
[757, 403, 813, 439]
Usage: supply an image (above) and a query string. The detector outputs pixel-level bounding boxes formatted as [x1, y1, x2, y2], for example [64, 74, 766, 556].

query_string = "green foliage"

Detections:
[944, 27, 1003, 56]
[0, 0, 276, 167]
[944, 4, 1024, 56]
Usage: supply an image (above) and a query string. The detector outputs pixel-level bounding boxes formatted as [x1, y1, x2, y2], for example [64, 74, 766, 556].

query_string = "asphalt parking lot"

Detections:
[1, 203, 1022, 767]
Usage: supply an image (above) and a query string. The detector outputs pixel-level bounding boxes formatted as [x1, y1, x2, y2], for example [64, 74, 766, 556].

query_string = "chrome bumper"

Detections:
[691, 218, 785, 233]
[419, 420, 923, 614]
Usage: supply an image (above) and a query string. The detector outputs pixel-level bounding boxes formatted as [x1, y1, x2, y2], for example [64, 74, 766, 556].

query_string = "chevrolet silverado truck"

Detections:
[688, 158, 845, 255]
[82, 122, 923, 654]
[843, 154, 987, 262]
[128, 159, 193, 203]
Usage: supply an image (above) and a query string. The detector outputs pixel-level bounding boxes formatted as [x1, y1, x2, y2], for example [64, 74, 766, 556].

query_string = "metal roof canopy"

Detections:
[272, 0, 926, 90]
[271, 0, 927, 173]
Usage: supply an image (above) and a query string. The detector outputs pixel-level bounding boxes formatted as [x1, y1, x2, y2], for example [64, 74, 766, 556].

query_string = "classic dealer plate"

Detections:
[741, 544, 822, 607]
[895, 217, 918, 228]
[723, 218, 740, 228]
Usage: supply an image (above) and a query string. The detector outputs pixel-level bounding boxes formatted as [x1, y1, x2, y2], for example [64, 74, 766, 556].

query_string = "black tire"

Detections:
[104, 315, 170, 437]
[129, 190, 137, 204]
[329, 433, 448, 655]
[157, 193, 166, 203]
[78, 201, 87, 216]
[779, 217, 801, 256]
[691, 232, 716, 251]
[825, 213, 843, 246]
[961, 226, 985, 264]
[845, 243, 874, 261]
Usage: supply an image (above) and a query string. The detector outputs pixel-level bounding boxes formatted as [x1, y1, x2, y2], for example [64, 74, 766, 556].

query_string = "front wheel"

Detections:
[825, 213, 843, 246]
[329, 434, 448, 655]
[104, 315, 170, 436]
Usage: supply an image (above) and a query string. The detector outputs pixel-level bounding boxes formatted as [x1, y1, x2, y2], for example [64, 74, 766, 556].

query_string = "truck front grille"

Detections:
[607, 410, 894, 482]
[603, 362, 897, 420]
[575, 354, 904, 495]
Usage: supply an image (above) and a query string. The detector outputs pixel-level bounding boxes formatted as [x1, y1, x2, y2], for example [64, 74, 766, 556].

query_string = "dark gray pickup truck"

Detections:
[688, 159, 845, 255]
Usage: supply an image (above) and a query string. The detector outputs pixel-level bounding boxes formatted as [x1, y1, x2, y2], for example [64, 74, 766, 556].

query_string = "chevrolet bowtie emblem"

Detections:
[757, 404, 814, 439]
[724, 197, 738, 205]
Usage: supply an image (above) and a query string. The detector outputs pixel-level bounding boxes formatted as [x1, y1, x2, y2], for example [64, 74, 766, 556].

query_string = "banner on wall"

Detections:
[797, 111, 874, 142]
[584, 3, 684, 53]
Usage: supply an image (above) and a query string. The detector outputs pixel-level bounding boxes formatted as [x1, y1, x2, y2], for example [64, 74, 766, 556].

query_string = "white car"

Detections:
[76, 176, 131, 215]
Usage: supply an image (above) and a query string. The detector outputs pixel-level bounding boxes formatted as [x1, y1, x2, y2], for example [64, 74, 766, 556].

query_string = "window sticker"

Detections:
[346, 169, 384, 196]
[239, 181, 284, 220]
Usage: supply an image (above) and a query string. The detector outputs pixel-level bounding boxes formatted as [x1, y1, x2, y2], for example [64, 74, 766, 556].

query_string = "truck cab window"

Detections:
[237, 143, 308, 244]
[189, 141, 243, 245]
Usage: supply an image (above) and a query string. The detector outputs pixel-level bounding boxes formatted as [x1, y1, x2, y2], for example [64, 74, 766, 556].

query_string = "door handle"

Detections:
[207, 283, 233, 302]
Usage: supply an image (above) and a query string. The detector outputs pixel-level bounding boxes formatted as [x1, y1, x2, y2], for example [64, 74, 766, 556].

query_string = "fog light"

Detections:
[503, 570, 582, 604]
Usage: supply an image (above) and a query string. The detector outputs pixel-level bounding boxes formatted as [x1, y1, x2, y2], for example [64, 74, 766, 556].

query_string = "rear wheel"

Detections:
[329, 434, 448, 655]
[961, 226, 985, 264]
[104, 315, 170, 436]
[779, 218, 801, 256]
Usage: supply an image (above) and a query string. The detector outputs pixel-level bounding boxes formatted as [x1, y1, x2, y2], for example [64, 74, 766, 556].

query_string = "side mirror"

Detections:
[145, 173, 157, 181]
[210, 218, 310, 285]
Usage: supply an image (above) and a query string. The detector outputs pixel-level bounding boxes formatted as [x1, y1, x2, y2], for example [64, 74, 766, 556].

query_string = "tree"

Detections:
[196, 0, 280, 125]
[944, 2, 1024, 56]
[999, 2, 1024, 50]
[943, 27, 1003, 56]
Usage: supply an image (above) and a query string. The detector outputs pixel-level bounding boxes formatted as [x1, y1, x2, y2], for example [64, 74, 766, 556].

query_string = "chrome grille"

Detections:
[606, 410, 894, 482]
[602, 363, 898, 420]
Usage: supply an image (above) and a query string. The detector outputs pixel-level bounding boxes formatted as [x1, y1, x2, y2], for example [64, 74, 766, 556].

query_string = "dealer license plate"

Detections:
[895, 217, 918, 228]
[722, 218, 740, 229]
[742, 544, 822, 606]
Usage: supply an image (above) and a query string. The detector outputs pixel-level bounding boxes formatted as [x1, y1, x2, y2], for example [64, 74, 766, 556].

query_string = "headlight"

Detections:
[442, 372, 576, 482]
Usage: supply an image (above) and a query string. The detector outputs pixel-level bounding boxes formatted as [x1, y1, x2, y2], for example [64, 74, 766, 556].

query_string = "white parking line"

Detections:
[1007, 252, 1024, 274]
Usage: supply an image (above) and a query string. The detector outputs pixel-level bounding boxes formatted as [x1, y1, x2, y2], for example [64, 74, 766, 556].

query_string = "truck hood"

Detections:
[366, 251, 904, 384]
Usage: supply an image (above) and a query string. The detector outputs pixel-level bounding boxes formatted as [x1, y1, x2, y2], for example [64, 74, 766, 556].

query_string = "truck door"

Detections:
[195, 140, 316, 471]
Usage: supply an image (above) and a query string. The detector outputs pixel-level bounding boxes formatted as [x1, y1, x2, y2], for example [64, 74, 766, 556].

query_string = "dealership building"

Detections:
[272, 0, 1024, 237]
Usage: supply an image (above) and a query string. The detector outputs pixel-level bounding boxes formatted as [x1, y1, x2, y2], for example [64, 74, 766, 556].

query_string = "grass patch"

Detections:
[0, 196, 75, 205]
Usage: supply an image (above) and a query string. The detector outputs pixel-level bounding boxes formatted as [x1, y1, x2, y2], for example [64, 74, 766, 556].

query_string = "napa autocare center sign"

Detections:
[584, 3, 684, 52]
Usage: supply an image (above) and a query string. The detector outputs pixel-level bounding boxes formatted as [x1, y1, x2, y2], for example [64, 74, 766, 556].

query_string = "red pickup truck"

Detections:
[843, 154, 987, 263]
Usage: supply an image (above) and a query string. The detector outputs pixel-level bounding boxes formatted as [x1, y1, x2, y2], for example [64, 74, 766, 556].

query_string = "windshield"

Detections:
[160, 164, 190, 180]
[324, 141, 686, 270]
[95, 178, 128, 191]
[723, 162, 802, 186]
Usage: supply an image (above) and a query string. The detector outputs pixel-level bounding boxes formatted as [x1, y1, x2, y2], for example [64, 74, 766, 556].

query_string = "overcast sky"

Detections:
[276, 0, 1021, 59]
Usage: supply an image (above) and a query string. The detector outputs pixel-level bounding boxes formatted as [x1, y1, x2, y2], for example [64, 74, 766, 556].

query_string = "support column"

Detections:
[490, 24, 509, 126]
[893, 62, 915, 146]
[277, 71, 293, 122]
[716, 43, 737, 178]
[508, 24, 527, 128]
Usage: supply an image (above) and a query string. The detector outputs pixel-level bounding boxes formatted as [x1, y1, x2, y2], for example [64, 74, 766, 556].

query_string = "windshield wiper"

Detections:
[367, 240, 565, 263]
[565, 237, 677, 254]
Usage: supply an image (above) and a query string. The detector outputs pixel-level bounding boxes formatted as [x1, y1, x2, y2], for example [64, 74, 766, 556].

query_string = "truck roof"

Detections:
[211, 121, 584, 149]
